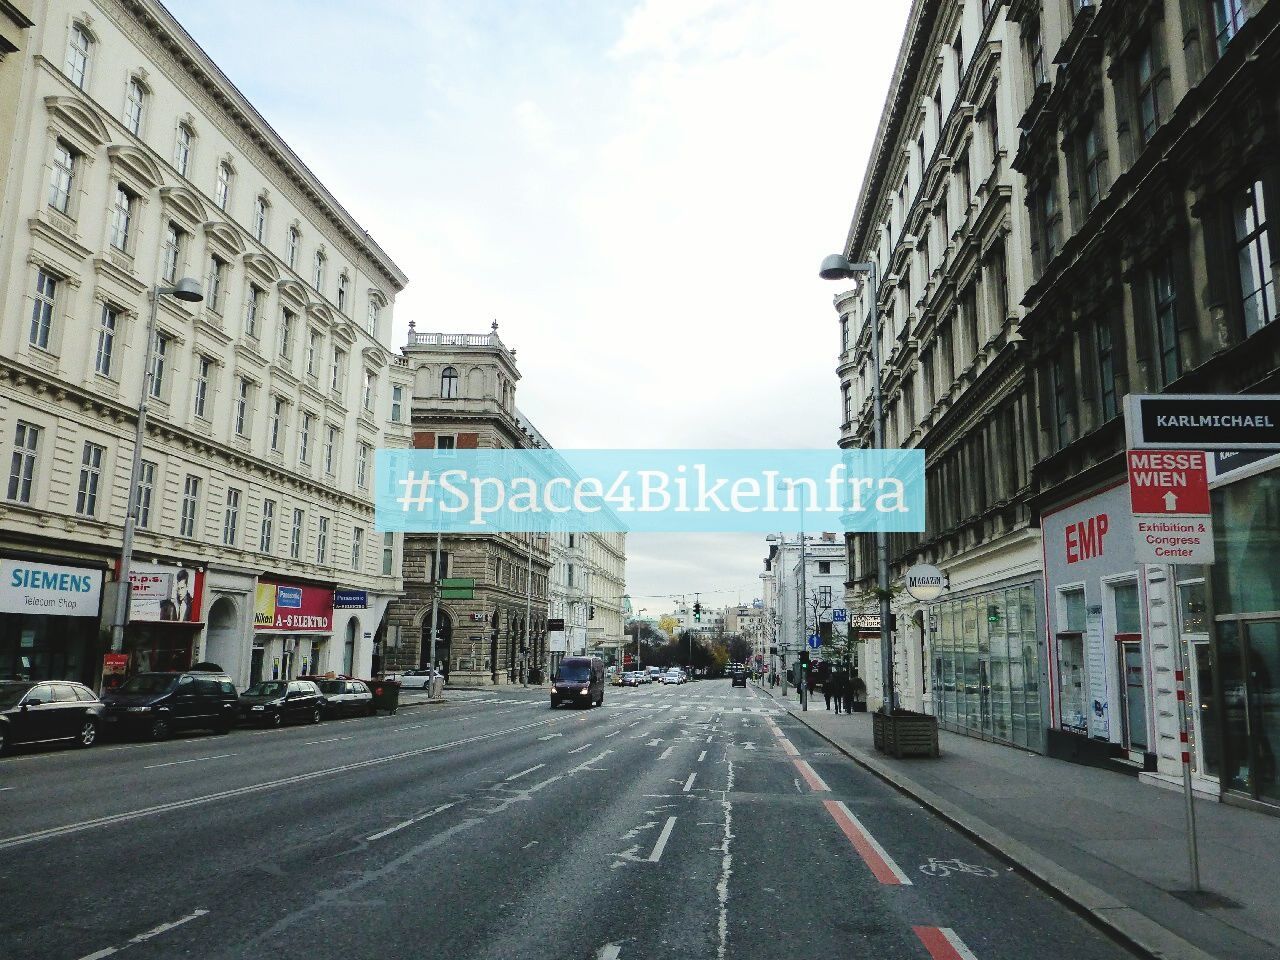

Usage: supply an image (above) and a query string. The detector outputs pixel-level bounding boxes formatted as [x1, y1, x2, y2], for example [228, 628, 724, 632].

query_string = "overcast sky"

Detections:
[168, 0, 911, 614]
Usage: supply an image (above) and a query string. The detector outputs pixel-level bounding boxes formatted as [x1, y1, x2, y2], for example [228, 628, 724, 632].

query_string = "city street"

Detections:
[0, 680, 1134, 960]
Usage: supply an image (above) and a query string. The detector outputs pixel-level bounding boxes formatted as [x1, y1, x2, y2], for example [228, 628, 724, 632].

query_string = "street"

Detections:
[0, 680, 1134, 960]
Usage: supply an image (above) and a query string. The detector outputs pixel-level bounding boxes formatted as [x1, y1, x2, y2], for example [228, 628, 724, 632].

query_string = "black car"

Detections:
[238, 679, 324, 727]
[100, 671, 238, 740]
[731, 670, 747, 687]
[0, 680, 103, 754]
[316, 679, 374, 718]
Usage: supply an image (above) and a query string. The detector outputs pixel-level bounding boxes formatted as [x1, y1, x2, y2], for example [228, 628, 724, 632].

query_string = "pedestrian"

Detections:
[844, 674, 861, 715]
[831, 671, 846, 714]
[806, 670, 816, 697]
[823, 675, 834, 711]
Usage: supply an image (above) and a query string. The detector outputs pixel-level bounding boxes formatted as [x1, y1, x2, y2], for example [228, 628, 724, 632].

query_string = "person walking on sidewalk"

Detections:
[823, 674, 834, 710]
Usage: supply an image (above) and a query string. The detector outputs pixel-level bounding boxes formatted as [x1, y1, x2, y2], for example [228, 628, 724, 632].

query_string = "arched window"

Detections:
[286, 226, 299, 269]
[124, 78, 146, 135]
[65, 25, 91, 89]
[174, 123, 193, 177]
[215, 161, 232, 210]
[441, 366, 459, 399]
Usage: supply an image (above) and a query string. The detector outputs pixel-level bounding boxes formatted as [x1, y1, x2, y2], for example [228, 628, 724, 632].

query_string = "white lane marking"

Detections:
[779, 738, 800, 757]
[568, 750, 612, 775]
[647, 816, 677, 862]
[143, 754, 234, 770]
[505, 764, 545, 782]
[646, 738, 663, 746]
[537, 733, 563, 741]
[0, 787, 14, 792]
[366, 801, 458, 842]
[715, 759, 736, 960]
[302, 737, 353, 745]
[658, 746, 674, 760]
[705, 735, 713, 743]
[75, 949, 117, 960]
[0, 717, 557, 852]
[522, 840, 539, 850]
[75, 908, 210, 960]
[604, 730, 620, 738]
[682, 772, 697, 792]
[697, 750, 707, 762]
[568, 743, 592, 754]
[596, 944, 622, 960]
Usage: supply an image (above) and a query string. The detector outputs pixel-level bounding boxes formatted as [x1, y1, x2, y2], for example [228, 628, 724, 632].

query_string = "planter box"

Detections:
[873, 709, 939, 758]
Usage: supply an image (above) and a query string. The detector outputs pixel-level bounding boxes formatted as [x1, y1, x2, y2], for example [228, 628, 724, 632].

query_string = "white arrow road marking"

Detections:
[659, 746, 674, 759]
[648, 816, 677, 862]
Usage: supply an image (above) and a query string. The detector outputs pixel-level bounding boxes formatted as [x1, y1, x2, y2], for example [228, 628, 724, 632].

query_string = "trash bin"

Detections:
[368, 678, 401, 715]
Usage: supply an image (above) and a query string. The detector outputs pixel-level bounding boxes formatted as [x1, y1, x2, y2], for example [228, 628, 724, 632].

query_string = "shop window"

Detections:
[1057, 587, 1087, 733]
[1113, 581, 1142, 633]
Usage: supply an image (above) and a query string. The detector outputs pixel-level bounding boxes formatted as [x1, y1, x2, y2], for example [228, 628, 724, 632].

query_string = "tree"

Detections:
[726, 635, 752, 664]
[657, 614, 679, 638]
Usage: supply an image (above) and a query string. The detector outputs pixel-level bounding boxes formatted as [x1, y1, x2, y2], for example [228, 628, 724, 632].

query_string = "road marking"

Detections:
[537, 733, 563, 741]
[505, 764, 545, 782]
[568, 750, 612, 775]
[697, 750, 707, 762]
[522, 839, 539, 849]
[596, 944, 621, 960]
[143, 754, 234, 770]
[648, 816, 677, 862]
[605, 730, 620, 738]
[793, 759, 830, 792]
[568, 743, 592, 754]
[0, 717, 557, 852]
[366, 801, 458, 842]
[705, 734, 713, 743]
[75, 908, 210, 960]
[823, 799, 912, 885]
[646, 738, 663, 746]
[682, 772, 697, 792]
[302, 737, 353, 745]
[778, 738, 800, 757]
[0, 787, 14, 792]
[913, 926, 980, 960]
[658, 745, 674, 760]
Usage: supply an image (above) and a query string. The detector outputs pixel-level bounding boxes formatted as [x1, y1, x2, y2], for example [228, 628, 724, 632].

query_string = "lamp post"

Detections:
[635, 606, 647, 672]
[819, 254, 894, 716]
[110, 279, 203, 655]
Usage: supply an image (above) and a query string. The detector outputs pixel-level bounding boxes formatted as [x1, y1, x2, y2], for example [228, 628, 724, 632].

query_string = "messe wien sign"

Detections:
[1126, 394, 1280, 449]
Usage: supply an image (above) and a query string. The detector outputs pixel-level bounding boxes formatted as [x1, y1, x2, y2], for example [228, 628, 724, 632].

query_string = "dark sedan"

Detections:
[0, 680, 104, 754]
[316, 679, 374, 718]
[238, 679, 324, 727]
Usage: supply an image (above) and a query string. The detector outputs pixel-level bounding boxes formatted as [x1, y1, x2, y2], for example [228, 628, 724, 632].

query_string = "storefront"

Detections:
[122, 562, 206, 675]
[253, 580, 334, 683]
[0, 556, 103, 685]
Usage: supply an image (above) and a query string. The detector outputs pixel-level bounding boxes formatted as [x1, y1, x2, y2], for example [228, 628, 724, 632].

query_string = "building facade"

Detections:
[0, 0, 408, 690]
[762, 533, 848, 680]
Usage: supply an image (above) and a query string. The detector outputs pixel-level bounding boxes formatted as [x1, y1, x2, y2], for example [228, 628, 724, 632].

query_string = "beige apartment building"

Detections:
[0, 0, 409, 689]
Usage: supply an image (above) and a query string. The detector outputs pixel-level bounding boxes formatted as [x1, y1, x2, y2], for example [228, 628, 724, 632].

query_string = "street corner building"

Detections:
[0, 0, 411, 690]
[378, 324, 627, 687]
[828, 0, 1280, 810]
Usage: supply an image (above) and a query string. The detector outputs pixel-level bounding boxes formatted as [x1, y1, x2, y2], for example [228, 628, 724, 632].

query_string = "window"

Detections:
[253, 196, 268, 242]
[290, 508, 305, 559]
[76, 442, 105, 517]
[312, 251, 325, 292]
[435, 435, 456, 451]
[269, 397, 286, 452]
[428, 549, 451, 582]
[286, 227, 299, 269]
[819, 585, 833, 607]
[1149, 256, 1180, 387]
[174, 123, 193, 177]
[1026, 19, 1048, 92]
[363, 370, 376, 412]
[279, 310, 294, 359]
[1061, 587, 1086, 632]
[1082, 117, 1105, 214]
[206, 254, 226, 312]
[1136, 42, 1162, 146]
[391, 385, 404, 422]
[300, 412, 314, 463]
[193, 357, 212, 417]
[841, 383, 851, 424]
[985, 96, 1000, 171]
[382, 532, 395, 575]
[95, 304, 118, 378]
[357, 442, 370, 488]
[307, 329, 321, 377]
[109, 185, 134, 251]
[234, 377, 251, 436]
[367, 299, 380, 334]
[1095, 320, 1117, 422]
[1235, 180, 1275, 336]
[30, 270, 56, 349]
[7, 423, 39, 503]
[245, 284, 261, 338]
[49, 141, 75, 213]
[180, 475, 200, 537]
[214, 161, 231, 210]
[124, 79, 146, 135]
[331, 348, 346, 393]
[1214, 0, 1252, 56]
[1051, 355, 1073, 448]
[988, 244, 1009, 324]
[324, 425, 338, 475]
[952, 29, 963, 90]
[337, 274, 348, 313]
[260, 499, 276, 553]
[222, 487, 241, 546]
[818, 560, 832, 575]
[441, 366, 459, 399]
[135, 460, 156, 528]
[1036, 179, 1063, 272]
[149, 333, 169, 399]
[161, 223, 183, 284]
[64, 24, 90, 89]
[351, 526, 364, 572]
[316, 516, 329, 564]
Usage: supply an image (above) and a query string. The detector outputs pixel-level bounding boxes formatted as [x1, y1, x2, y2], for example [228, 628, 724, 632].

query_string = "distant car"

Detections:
[731, 671, 747, 687]
[621, 671, 641, 687]
[101, 671, 238, 740]
[317, 679, 374, 718]
[239, 679, 324, 727]
[0, 680, 104, 754]
[662, 671, 685, 685]
[647, 666, 663, 682]
[397, 669, 441, 690]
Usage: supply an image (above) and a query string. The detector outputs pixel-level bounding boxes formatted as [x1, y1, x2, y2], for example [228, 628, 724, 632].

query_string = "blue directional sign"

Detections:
[807, 634, 821, 650]
[832, 608, 847, 622]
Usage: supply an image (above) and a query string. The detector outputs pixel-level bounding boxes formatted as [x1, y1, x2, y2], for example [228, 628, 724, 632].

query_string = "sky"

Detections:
[166, 0, 912, 615]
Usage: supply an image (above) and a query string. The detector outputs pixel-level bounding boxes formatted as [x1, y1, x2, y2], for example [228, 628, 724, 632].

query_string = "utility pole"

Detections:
[522, 532, 533, 687]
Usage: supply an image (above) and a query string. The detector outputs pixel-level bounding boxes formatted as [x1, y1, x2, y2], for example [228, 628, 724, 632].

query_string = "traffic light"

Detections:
[589, 604, 596, 620]
[693, 601, 702, 622]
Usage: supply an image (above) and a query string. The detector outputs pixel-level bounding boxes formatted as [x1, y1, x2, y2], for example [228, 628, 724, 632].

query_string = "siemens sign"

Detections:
[0, 559, 103, 617]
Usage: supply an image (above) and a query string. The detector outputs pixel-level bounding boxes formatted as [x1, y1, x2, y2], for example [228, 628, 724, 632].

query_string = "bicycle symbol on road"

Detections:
[918, 857, 999, 879]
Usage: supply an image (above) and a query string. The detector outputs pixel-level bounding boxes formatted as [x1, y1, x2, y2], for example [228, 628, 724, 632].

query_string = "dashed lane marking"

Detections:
[659, 746, 674, 760]
[366, 801, 458, 842]
[505, 764, 545, 782]
[143, 754, 234, 770]
[648, 816, 677, 862]
[913, 926, 980, 960]
[697, 750, 707, 762]
[682, 772, 697, 792]
[823, 799, 912, 885]
[568, 743, 592, 754]
[74, 908, 210, 960]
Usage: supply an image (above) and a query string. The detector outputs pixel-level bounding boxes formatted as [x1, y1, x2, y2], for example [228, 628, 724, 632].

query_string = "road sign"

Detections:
[1125, 394, 1280, 450]
[904, 563, 948, 602]
[808, 634, 821, 649]
[1127, 450, 1215, 563]
[832, 608, 847, 622]
[440, 576, 475, 600]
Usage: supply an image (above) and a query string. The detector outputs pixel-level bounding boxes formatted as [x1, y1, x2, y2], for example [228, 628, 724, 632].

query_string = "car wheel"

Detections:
[75, 719, 97, 748]
[150, 716, 171, 741]
[311, 707, 322, 725]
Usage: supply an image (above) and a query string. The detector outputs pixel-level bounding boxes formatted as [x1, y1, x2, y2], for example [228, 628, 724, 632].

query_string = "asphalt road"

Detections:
[0, 680, 1137, 960]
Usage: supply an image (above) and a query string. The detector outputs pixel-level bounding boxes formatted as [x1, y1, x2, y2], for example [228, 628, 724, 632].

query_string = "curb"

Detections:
[755, 685, 1219, 960]
[395, 697, 447, 710]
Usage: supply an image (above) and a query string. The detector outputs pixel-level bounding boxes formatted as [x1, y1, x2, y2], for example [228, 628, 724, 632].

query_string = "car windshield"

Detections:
[0, 683, 32, 708]
[557, 665, 591, 683]
[318, 681, 345, 693]
[116, 674, 176, 695]
[243, 681, 287, 697]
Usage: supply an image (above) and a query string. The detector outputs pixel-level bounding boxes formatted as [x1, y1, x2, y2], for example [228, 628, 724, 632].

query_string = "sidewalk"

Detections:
[756, 683, 1280, 960]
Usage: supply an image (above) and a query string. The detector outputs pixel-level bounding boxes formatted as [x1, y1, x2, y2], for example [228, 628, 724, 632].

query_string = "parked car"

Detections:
[238, 679, 324, 727]
[101, 671, 238, 740]
[731, 670, 747, 687]
[0, 680, 103, 754]
[316, 679, 374, 718]
[551, 656, 605, 708]
[397, 669, 442, 690]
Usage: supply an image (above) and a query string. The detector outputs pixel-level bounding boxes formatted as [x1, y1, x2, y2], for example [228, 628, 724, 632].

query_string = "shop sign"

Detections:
[849, 613, 896, 632]
[333, 589, 368, 609]
[1127, 451, 1215, 564]
[1125, 394, 1280, 449]
[547, 618, 565, 632]
[128, 563, 204, 622]
[904, 564, 948, 602]
[254, 581, 333, 632]
[0, 559, 102, 617]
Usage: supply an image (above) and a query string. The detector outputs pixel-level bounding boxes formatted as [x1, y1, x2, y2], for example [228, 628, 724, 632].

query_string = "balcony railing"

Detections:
[406, 331, 501, 347]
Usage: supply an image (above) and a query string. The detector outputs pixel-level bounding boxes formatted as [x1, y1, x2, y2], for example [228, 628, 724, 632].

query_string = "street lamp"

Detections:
[819, 254, 894, 717]
[110, 279, 204, 655]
